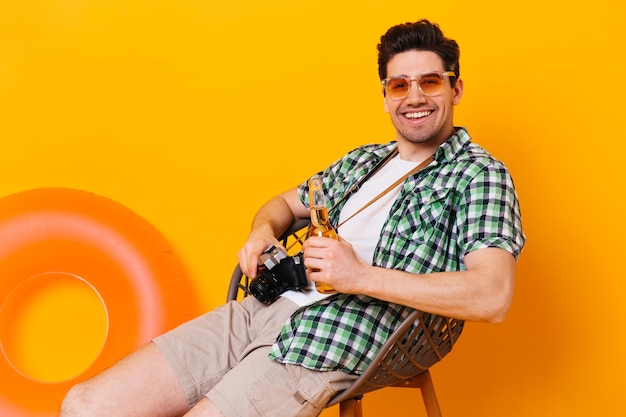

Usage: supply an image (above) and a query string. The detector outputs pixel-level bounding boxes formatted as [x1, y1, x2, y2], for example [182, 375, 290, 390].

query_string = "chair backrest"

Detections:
[227, 220, 464, 405]
[327, 308, 463, 406]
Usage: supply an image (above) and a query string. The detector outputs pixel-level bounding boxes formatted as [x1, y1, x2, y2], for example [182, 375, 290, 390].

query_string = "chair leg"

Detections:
[416, 371, 443, 417]
[339, 398, 363, 417]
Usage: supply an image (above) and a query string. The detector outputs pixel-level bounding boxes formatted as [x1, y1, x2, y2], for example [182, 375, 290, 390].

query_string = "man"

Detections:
[60, 19, 525, 417]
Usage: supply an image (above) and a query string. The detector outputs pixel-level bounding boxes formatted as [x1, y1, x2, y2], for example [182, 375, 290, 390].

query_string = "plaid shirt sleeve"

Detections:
[456, 159, 525, 259]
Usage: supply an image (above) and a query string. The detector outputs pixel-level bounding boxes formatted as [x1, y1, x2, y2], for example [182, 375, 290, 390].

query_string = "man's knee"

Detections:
[59, 381, 101, 417]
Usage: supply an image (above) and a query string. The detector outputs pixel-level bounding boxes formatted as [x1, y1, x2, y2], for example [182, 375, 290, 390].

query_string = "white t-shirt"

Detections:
[281, 154, 421, 306]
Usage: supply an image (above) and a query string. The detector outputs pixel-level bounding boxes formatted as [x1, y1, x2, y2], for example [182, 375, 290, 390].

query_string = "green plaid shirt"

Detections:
[269, 127, 525, 374]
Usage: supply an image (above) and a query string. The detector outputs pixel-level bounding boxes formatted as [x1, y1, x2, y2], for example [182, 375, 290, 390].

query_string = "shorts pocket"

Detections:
[287, 364, 336, 410]
[249, 362, 358, 417]
[249, 364, 330, 417]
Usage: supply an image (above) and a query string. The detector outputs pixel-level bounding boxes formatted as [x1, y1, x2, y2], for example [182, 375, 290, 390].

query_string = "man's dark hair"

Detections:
[377, 19, 460, 86]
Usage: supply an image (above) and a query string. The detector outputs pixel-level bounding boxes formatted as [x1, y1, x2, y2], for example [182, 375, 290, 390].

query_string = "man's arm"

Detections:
[238, 187, 309, 278]
[303, 236, 516, 323]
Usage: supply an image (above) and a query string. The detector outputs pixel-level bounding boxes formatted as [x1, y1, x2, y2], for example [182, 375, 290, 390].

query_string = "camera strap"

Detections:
[334, 148, 434, 229]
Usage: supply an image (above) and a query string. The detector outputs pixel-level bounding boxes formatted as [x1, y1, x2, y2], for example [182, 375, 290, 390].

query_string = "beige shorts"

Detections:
[153, 296, 358, 417]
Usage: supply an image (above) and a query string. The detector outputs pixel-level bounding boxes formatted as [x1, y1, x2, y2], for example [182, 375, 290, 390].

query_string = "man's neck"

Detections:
[396, 127, 456, 162]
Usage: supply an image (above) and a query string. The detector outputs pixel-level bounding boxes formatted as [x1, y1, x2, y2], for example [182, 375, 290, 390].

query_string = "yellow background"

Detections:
[1, 0, 625, 416]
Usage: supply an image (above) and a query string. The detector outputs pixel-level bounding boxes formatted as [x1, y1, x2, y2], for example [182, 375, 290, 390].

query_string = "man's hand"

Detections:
[237, 231, 282, 279]
[302, 235, 370, 294]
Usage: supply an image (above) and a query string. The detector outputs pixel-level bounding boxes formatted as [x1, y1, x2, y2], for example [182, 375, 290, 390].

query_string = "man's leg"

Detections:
[60, 297, 301, 417]
[185, 398, 225, 417]
[60, 342, 188, 417]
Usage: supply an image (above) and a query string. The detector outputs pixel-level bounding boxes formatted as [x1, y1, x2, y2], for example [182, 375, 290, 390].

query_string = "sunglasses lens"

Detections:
[385, 77, 410, 99]
[419, 73, 444, 94]
[385, 73, 448, 99]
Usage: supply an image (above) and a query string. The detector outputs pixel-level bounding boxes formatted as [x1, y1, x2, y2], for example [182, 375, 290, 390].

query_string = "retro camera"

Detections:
[248, 245, 308, 305]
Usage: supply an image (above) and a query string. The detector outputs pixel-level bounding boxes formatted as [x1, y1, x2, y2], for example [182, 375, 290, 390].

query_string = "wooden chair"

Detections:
[227, 220, 464, 417]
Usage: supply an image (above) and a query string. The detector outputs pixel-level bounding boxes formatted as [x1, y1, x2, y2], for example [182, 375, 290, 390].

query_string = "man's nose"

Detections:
[405, 79, 427, 103]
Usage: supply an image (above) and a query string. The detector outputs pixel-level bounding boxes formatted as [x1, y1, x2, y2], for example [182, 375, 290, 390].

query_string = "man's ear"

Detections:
[452, 78, 464, 105]
[383, 89, 389, 113]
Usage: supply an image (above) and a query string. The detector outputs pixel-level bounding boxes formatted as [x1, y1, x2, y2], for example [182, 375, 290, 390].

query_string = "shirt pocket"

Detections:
[396, 187, 454, 245]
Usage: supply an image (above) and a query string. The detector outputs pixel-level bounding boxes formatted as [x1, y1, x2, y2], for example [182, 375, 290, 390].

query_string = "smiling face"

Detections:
[383, 50, 463, 158]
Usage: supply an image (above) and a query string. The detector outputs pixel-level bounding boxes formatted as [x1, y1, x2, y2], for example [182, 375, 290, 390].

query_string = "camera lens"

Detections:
[249, 272, 283, 305]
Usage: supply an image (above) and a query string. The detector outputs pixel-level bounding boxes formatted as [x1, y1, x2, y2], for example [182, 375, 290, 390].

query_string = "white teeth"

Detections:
[405, 111, 431, 119]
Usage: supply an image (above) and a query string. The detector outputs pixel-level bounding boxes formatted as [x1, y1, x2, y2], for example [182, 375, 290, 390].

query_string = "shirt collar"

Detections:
[434, 127, 471, 163]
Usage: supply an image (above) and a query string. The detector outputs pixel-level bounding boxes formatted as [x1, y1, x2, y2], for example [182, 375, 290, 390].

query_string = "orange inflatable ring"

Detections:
[0, 188, 200, 416]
